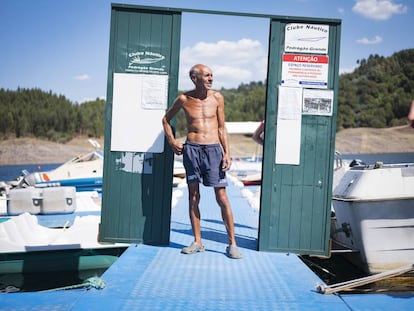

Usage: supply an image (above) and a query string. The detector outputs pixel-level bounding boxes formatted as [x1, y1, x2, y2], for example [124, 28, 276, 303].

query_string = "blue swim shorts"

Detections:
[183, 141, 228, 187]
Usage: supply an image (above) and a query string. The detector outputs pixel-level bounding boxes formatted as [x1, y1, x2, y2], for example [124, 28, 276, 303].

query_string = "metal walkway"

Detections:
[1, 178, 413, 310]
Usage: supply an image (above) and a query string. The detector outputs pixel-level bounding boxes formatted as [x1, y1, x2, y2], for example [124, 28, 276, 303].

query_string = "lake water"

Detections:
[339, 152, 414, 165]
[0, 164, 60, 183]
[1, 152, 413, 183]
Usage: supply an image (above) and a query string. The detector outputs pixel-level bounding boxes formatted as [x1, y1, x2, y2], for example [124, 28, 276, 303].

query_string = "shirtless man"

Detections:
[162, 64, 241, 259]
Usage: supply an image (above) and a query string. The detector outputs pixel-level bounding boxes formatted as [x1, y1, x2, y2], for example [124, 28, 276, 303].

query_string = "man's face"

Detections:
[195, 67, 213, 90]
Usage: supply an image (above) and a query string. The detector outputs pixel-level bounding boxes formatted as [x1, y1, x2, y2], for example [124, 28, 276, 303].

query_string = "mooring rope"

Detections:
[40, 276, 106, 292]
[316, 264, 414, 294]
[0, 286, 21, 293]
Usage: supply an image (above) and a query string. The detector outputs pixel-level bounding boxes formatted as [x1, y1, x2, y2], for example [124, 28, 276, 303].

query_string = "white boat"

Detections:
[239, 172, 262, 186]
[0, 190, 129, 286]
[230, 156, 262, 186]
[0, 212, 129, 275]
[28, 149, 104, 193]
[0, 139, 104, 194]
[331, 161, 414, 274]
[173, 159, 186, 179]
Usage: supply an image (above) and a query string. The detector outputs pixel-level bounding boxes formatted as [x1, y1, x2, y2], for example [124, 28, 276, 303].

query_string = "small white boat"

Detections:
[173, 159, 186, 179]
[0, 212, 129, 274]
[331, 162, 414, 274]
[230, 156, 262, 186]
[30, 149, 104, 192]
[0, 139, 104, 193]
[239, 172, 262, 186]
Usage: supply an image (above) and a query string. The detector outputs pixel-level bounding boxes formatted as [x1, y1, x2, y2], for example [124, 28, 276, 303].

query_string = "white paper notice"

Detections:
[275, 86, 302, 165]
[141, 75, 168, 110]
[278, 86, 302, 120]
[111, 73, 167, 153]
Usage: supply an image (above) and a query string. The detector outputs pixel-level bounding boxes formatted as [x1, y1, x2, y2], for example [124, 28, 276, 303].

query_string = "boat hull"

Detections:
[332, 198, 414, 274]
[332, 163, 414, 274]
[36, 177, 103, 193]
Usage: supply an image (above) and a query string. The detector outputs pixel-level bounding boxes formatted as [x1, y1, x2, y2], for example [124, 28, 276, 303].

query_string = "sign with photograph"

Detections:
[302, 89, 334, 116]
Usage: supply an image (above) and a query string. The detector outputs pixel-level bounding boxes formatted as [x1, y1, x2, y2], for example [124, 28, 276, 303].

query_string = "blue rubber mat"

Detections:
[72, 182, 347, 310]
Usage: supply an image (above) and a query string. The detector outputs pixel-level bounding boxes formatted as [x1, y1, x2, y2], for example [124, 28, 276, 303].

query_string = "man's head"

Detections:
[189, 64, 213, 90]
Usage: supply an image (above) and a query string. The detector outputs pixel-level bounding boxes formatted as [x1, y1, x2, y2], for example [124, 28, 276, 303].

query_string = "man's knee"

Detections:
[215, 187, 229, 205]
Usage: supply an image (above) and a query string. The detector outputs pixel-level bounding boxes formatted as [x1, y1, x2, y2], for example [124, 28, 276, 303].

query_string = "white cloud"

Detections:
[352, 0, 408, 20]
[356, 35, 383, 44]
[74, 74, 91, 81]
[179, 38, 267, 90]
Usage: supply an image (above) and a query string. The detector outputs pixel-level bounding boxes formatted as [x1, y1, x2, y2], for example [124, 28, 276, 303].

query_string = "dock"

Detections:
[1, 177, 413, 310]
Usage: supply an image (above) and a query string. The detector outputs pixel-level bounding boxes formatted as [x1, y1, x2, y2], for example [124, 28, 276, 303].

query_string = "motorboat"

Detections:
[239, 172, 262, 186]
[29, 148, 103, 193]
[0, 139, 104, 194]
[230, 156, 262, 186]
[331, 161, 414, 274]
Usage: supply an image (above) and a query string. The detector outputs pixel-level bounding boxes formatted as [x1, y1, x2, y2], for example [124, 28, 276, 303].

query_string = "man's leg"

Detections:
[215, 187, 242, 259]
[188, 182, 202, 244]
[214, 187, 237, 246]
[181, 182, 204, 254]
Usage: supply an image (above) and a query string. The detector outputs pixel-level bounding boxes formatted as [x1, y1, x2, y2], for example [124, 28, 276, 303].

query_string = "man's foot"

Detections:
[226, 245, 242, 259]
[181, 242, 205, 254]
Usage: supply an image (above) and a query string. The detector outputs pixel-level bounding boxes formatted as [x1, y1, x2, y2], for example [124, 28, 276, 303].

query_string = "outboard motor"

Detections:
[19, 170, 43, 188]
[349, 159, 365, 167]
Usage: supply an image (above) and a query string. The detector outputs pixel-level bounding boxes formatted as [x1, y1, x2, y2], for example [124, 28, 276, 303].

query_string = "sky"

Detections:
[1, 0, 413, 104]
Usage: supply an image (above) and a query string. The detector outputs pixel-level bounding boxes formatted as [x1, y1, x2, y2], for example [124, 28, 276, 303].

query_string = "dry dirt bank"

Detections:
[0, 126, 413, 165]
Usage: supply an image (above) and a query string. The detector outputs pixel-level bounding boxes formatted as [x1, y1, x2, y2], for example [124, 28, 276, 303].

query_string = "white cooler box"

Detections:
[7, 188, 43, 215]
[41, 187, 76, 214]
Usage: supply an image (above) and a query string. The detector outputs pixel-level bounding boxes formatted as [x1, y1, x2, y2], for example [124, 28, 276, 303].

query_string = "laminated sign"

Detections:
[284, 23, 329, 54]
[281, 53, 329, 88]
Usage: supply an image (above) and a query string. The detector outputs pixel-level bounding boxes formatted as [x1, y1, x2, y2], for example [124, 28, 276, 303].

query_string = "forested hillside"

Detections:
[1, 48, 413, 141]
[337, 48, 414, 129]
[0, 89, 105, 142]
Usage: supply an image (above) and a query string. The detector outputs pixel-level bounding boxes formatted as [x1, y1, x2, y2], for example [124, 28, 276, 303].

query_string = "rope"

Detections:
[40, 276, 106, 292]
[316, 264, 414, 294]
[0, 286, 20, 293]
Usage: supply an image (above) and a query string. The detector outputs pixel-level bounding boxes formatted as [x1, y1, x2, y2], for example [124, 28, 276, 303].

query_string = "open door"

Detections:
[99, 5, 181, 245]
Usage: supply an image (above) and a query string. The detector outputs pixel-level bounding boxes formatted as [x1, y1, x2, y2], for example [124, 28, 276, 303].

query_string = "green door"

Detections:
[258, 18, 341, 256]
[99, 5, 181, 245]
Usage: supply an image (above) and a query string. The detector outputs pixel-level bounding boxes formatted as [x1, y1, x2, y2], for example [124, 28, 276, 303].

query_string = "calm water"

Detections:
[0, 163, 60, 183]
[340, 152, 414, 164]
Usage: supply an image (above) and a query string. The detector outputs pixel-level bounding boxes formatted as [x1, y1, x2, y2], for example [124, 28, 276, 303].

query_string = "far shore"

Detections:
[0, 126, 413, 165]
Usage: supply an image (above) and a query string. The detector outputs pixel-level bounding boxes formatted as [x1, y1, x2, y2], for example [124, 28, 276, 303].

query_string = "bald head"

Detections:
[189, 64, 211, 79]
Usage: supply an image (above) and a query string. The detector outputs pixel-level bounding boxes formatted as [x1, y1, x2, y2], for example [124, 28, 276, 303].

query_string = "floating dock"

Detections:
[1, 178, 413, 310]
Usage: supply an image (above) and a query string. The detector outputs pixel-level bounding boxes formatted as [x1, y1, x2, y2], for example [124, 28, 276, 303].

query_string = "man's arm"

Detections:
[252, 120, 265, 145]
[162, 95, 184, 155]
[215, 92, 232, 170]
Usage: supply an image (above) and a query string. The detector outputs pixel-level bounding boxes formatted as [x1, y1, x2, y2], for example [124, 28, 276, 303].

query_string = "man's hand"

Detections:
[171, 141, 183, 155]
[221, 154, 232, 171]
